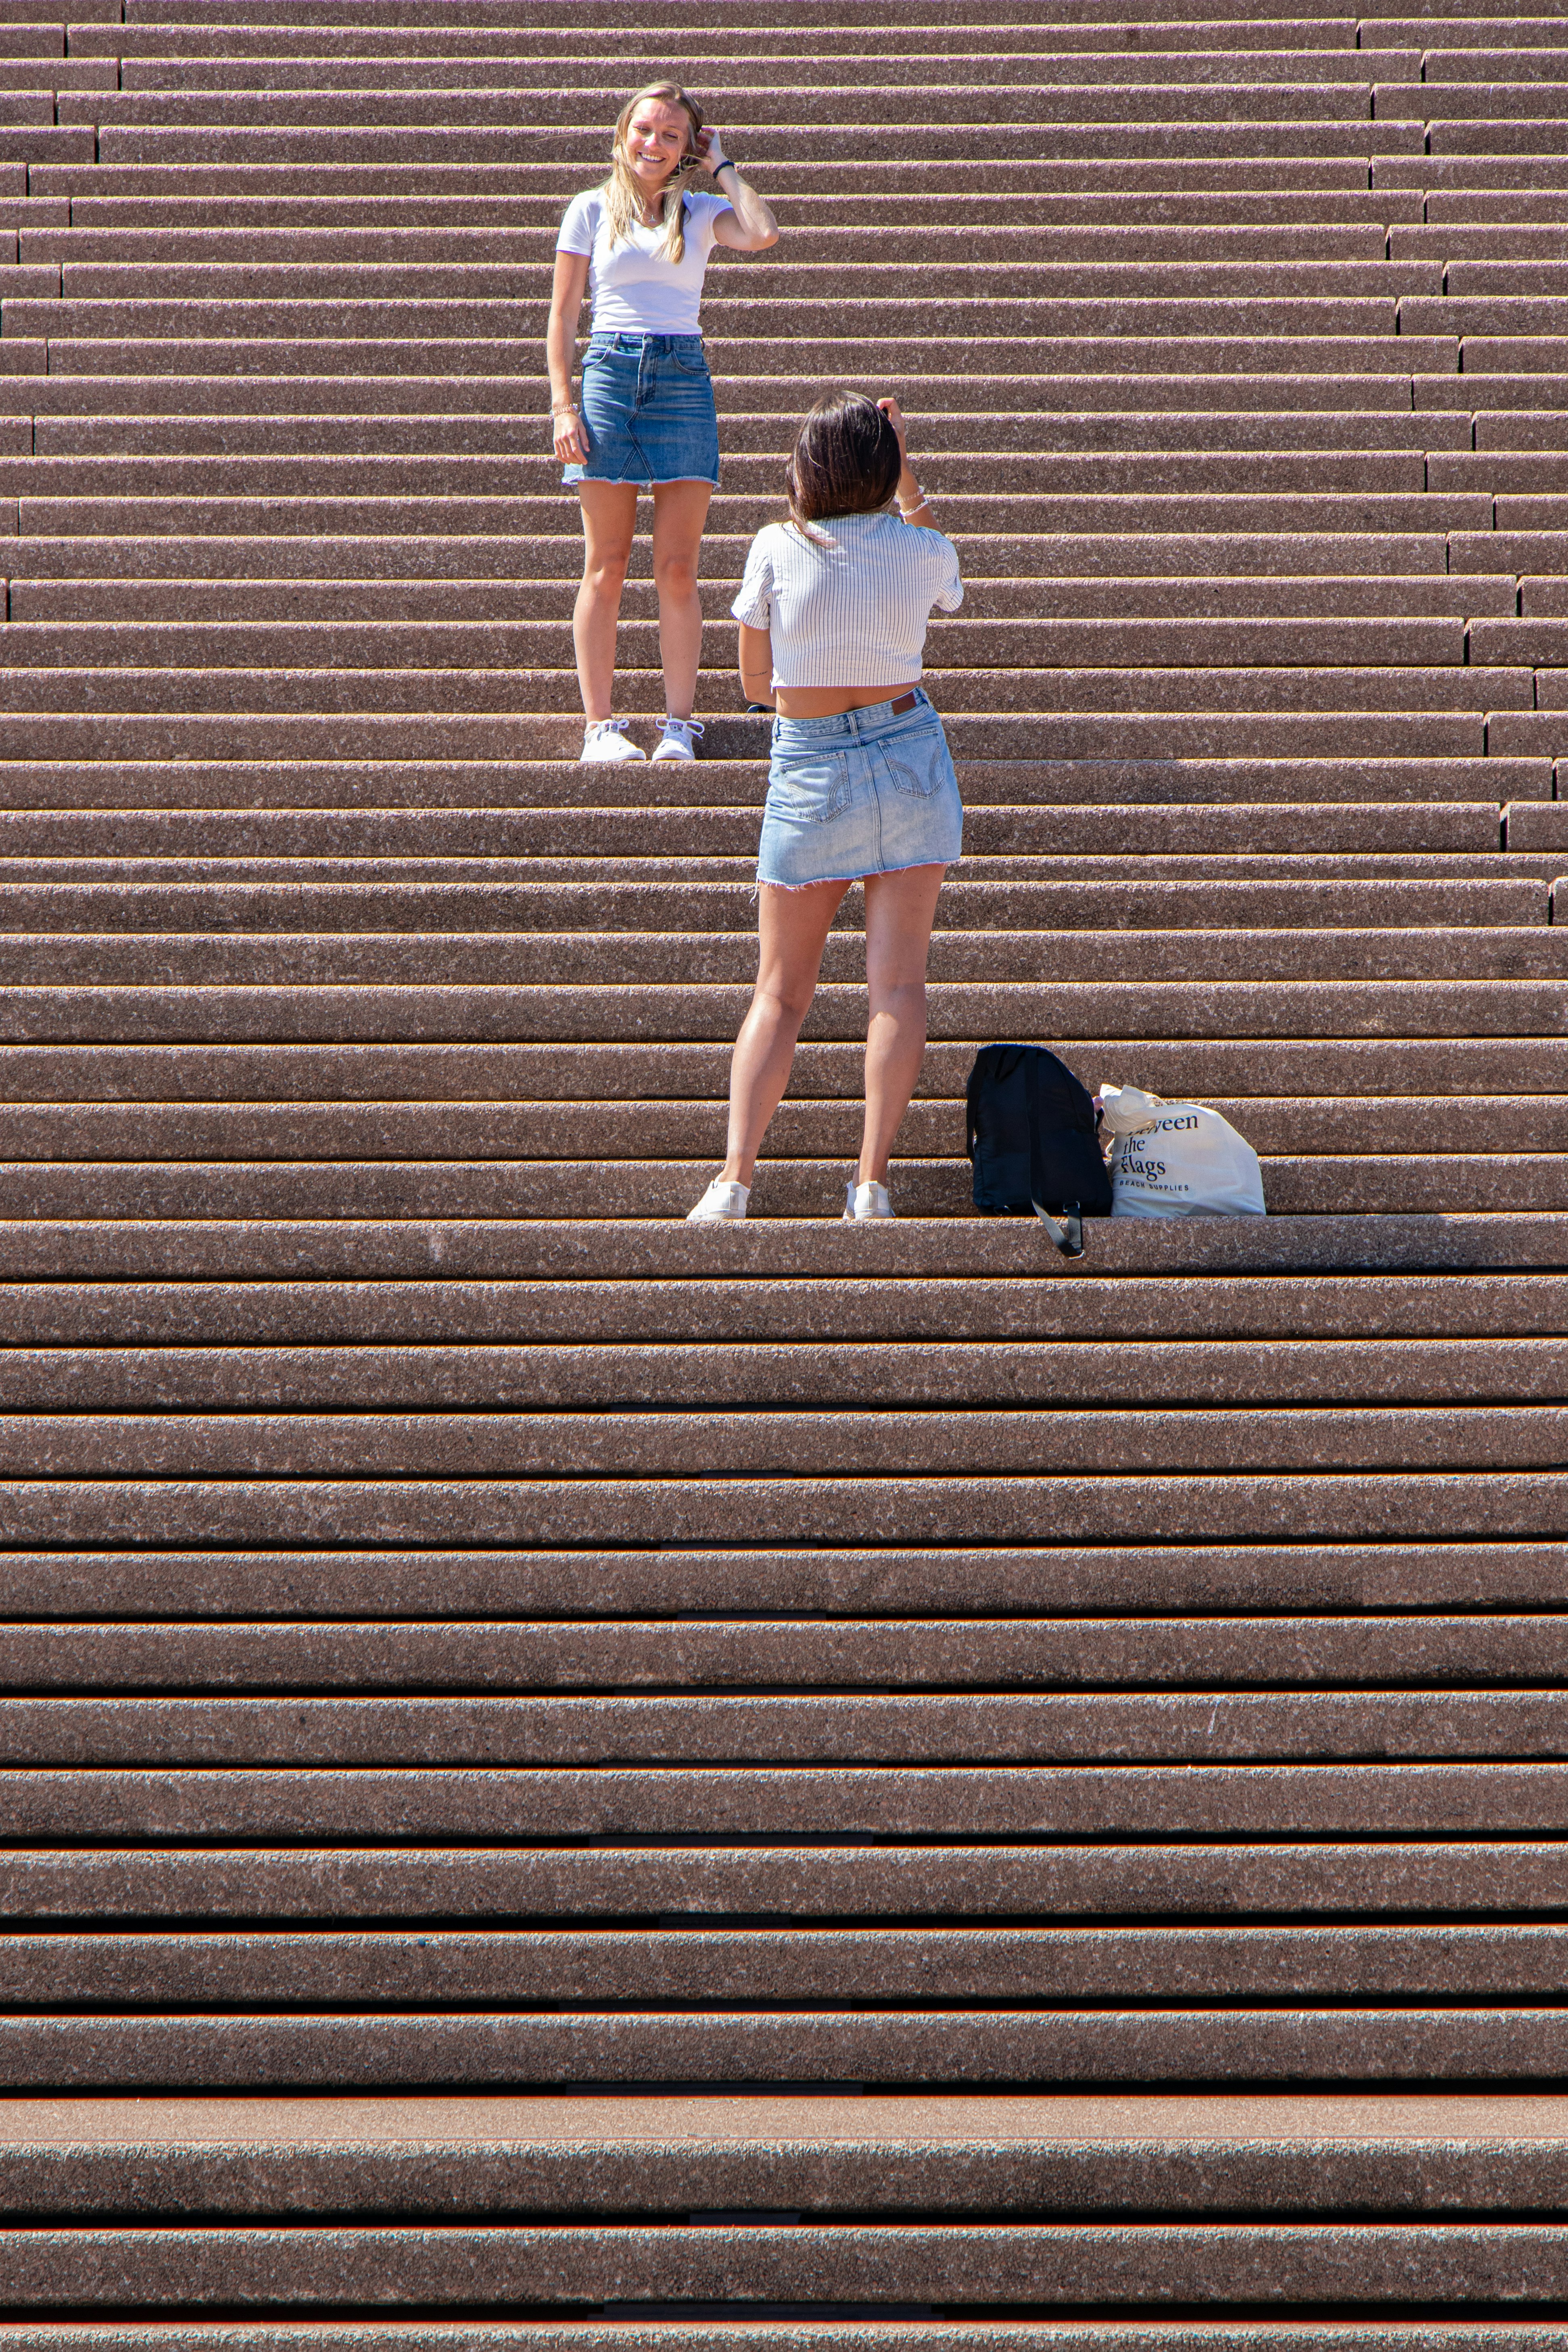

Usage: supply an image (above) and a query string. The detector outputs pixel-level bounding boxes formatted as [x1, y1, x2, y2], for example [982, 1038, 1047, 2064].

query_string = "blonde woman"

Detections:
[548, 82, 778, 764]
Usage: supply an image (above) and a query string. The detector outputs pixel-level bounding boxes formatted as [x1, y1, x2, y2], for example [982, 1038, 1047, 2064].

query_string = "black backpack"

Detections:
[965, 1044, 1112, 1258]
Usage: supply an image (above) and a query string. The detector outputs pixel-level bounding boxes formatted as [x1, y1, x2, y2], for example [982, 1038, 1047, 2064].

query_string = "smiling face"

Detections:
[622, 100, 693, 199]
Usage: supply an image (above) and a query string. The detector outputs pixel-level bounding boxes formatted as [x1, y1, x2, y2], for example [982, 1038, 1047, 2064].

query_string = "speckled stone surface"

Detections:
[12, 0, 1568, 2328]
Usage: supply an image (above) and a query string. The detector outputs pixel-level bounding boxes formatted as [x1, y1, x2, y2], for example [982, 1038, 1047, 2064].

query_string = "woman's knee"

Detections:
[580, 549, 631, 598]
[866, 971, 927, 1024]
[749, 968, 817, 1030]
[653, 549, 699, 602]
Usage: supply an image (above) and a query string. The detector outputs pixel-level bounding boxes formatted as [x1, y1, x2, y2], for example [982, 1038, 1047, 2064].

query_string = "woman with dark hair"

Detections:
[547, 81, 777, 763]
[688, 392, 964, 1222]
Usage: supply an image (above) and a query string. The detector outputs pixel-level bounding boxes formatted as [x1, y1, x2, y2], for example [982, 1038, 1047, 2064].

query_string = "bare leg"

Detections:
[573, 482, 638, 722]
[650, 478, 713, 721]
[720, 878, 849, 1186]
[858, 862, 948, 1185]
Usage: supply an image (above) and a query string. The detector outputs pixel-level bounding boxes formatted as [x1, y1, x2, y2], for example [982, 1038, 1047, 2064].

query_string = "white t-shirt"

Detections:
[731, 510, 965, 689]
[556, 186, 731, 336]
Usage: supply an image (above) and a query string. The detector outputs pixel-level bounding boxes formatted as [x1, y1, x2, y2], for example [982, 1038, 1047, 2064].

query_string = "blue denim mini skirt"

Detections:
[756, 690, 964, 889]
[563, 332, 720, 488]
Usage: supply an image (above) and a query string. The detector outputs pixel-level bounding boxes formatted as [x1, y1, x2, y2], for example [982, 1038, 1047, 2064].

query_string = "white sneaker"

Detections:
[687, 1176, 750, 1222]
[652, 715, 704, 761]
[580, 719, 646, 764]
[844, 1179, 894, 1221]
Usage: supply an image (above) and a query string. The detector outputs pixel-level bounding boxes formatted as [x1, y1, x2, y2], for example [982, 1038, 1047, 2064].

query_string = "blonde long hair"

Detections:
[601, 81, 705, 266]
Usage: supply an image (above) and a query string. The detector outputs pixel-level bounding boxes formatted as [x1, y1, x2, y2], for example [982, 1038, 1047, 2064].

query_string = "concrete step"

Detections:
[13, 1833, 1568, 1915]
[5, 2090, 1568, 2309]
[0, 1156, 1563, 1222]
[1482, 409, 1568, 446]
[86, 26, 1394, 61]
[4, 574, 1513, 625]
[0, 368, 1451, 419]
[10, 915, 1564, 986]
[0, 664, 1524, 719]
[0, 757, 1533, 809]
[17, 259, 1445, 301]
[110, 53, 1419, 93]
[0, 447, 1453, 495]
[63, 188, 1430, 227]
[2, 529, 1462, 582]
[0, 803, 1502, 857]
[0, 1092, 1551, 1169]
[7, 491, 1491, 538]
[23, 408, 1477, 456]
[22, 2005, 1568, 2091]
[4, 1677, 1568, 1759]
[15, 330, 1465, 376]
[2, 1212, 1565, 1283]
[0, 449, 1466, 496]
[0, 658, 1523, 710]
[0, 873, 1543, 932]
[8, 1742, 1568, 1833]
[0, 296, 1426, 340]
[13, 952, 1568, 1034]
[63, 86, 1391, 130]
[32, 157, 1417, 203]
[8, 1264, 1568, 1339]
[0, 617, 1474, 671]
[0, 710, 1497, 761]
[20, 1921, 1568, 2003]
[17, 1606, 1568, 1684]
[26, 223, 1407, 264]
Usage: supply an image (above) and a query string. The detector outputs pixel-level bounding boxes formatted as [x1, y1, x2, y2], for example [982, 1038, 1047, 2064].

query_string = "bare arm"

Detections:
[547, 247, 591, 466]
[738, 622, 775, 707]
[877, 395, 940, 531]
[698, 127, 778, 252]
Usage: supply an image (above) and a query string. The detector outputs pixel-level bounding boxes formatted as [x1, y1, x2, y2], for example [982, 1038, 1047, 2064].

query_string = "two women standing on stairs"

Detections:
[548, 81, 778, 764]
[551, 87, 966, 1223]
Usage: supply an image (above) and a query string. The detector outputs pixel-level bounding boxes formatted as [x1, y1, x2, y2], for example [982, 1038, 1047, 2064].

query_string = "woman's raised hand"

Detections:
[553, 407, 590, 464]
[694, 126, 730, 174]
[877, 395, 908, 453]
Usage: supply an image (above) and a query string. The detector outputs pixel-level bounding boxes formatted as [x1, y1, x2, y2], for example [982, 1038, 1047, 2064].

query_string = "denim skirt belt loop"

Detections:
[563, 332, 720, 489]
[756, 689, 964, 889]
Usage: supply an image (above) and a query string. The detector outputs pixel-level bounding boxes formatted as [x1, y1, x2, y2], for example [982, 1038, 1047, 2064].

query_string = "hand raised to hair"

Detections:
[877, 395, 908, 454]
[694, 126, 730, 175]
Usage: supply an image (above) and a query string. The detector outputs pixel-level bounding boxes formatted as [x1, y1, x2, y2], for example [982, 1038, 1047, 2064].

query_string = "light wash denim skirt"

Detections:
[562, 332, 720, 489]
[756, 689, 964, 888]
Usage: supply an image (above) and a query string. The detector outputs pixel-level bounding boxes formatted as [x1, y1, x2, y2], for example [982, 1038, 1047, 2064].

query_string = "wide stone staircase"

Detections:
[5, 0, 1568, 2339]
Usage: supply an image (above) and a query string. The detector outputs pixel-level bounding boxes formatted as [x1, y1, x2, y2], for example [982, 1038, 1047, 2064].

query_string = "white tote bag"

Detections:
[1098, 1084, 1266, 1220]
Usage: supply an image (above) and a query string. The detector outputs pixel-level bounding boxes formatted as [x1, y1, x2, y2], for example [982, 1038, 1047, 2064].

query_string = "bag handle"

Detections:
[1031, 1198, 1084, 1259]
[1023, 1054, 1086, 1256]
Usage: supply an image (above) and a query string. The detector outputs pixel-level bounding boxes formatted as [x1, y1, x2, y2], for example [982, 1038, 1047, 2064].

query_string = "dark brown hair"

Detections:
[784, 391, 903, 539]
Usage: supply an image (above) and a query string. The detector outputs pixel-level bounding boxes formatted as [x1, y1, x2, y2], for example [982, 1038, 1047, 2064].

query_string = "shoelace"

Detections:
[662, 716, 705, 744]
[587, 719, 633, 742]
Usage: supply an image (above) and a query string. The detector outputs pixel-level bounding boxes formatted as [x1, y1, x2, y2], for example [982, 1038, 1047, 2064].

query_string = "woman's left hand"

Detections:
[695, 127, 729, 175]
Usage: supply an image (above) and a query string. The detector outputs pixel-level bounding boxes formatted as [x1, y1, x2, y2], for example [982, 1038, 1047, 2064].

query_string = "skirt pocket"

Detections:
[879, 716, 953, 799]
[766, 749, 854, 824]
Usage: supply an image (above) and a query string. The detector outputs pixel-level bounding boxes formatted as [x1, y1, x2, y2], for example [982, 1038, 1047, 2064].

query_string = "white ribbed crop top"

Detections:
[730, 510, 965, 688]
